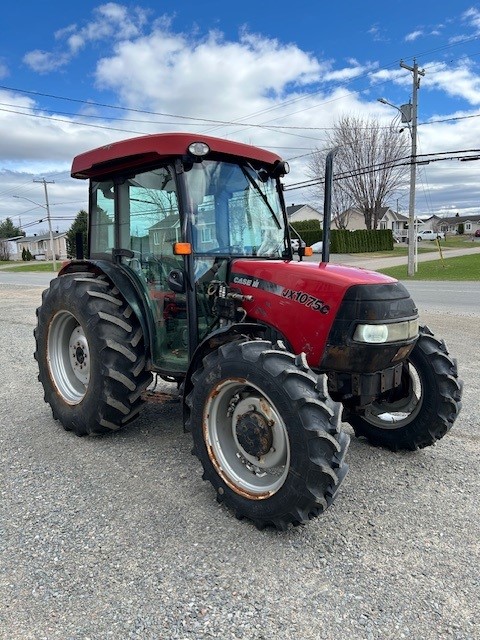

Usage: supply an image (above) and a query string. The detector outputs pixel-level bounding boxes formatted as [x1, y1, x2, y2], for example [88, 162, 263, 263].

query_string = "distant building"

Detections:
[1, 235, 24, 260]
[286, 204, 323, 224]
[16, 231, 68, 261]
[439, 214, 480, 235]
[339, 206, 398, 231]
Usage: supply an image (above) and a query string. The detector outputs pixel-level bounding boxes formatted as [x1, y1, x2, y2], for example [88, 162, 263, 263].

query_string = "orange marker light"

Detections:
[173, 242, 192, 255]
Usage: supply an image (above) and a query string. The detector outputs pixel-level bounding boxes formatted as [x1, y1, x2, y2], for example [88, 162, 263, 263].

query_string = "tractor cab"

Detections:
[74, 134, 292, 374]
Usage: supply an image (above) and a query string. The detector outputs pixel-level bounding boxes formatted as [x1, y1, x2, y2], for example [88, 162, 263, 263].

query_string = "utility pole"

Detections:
[400, 59, 425, 277]
[34, 178, 56, 271]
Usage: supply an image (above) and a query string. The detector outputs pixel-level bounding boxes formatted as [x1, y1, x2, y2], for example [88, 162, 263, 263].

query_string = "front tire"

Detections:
[34, 272, 152, 435]
[345, 326, 462, 451]
[186, 340, 349, 530]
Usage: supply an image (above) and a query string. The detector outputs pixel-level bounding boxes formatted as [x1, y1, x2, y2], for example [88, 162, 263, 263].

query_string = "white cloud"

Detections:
[425, 61, 480, 105]
[0, 59, 8, 79]
[368, 24, 389, 43]
[405, 30, 423, 42]
[23, 2, 151, 73]
[22, 50, 71, 74]
[323, 60, 378, 82]
[462, 7, 480, 31]
[94, 28, 323, 121]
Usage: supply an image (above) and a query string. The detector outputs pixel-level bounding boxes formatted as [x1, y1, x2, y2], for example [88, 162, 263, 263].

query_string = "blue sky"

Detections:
[2, 1, 480, 233]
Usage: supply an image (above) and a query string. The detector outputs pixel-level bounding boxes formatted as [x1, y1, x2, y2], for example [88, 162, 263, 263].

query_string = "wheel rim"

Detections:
[47, 310, 90, 404]
[203, 379, 290, 498]
[363, 362, 423, 429]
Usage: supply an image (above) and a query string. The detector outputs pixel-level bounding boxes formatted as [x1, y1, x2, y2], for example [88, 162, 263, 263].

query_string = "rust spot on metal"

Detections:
[202, 379, 275, 500]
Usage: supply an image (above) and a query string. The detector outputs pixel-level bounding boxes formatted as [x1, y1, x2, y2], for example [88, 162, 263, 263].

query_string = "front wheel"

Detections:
[186, 340, 349, 530]
[345, 326, 462, 451]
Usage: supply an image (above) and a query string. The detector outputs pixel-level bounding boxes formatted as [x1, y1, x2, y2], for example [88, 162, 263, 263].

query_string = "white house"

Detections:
[379, 209, 409, 241]
[0, 235, 24, 260]
[16, 231, 68, 261]
[286, 204, 322, 224]
[440, 214, 480, 235]
[340, 206, 397, 231]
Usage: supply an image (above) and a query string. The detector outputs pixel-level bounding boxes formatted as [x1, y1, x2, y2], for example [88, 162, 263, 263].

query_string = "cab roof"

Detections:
[71, 132, 283, 179]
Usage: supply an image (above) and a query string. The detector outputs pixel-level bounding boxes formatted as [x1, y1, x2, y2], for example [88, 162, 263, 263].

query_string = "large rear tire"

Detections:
[345, 326, 462, 451]
[186, 340, 349, 530]
[34, 272, 152, 435]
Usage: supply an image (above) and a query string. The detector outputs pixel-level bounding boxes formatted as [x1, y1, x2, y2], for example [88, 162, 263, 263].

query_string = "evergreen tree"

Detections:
[66, 210, 88, 258]
[0, 217, 24, 239]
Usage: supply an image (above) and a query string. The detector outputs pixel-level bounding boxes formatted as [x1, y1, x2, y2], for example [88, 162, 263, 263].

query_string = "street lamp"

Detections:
[13, 195, 56, 271]
[377, 97, 418, 275]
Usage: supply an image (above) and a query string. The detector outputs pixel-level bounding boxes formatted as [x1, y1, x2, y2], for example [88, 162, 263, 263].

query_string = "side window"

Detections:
[90, 181, 115, 257]
[125, 166, 180, 261]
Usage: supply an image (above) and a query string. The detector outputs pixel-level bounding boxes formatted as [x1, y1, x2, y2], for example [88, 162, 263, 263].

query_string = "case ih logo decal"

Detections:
[232, 276, 261, 288]
[231, 274, 330, 314]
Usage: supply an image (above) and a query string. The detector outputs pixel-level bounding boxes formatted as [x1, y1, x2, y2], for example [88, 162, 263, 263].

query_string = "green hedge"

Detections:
[329, 229, 393, 253]
[290, 219, 322, 246]
[290, 220, 393, 253]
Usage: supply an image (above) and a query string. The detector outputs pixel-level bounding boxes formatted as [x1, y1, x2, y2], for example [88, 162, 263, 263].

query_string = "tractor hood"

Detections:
[229, 259, 417, 370]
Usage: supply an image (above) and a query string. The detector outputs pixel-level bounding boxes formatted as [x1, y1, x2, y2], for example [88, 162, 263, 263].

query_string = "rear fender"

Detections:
[58, 259, 155, 365]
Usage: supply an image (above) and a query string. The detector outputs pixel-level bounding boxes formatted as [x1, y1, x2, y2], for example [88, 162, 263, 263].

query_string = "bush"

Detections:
[290, 220, 394, 253]
[330, 229, 393, 253]
[290, 219, 323, 246]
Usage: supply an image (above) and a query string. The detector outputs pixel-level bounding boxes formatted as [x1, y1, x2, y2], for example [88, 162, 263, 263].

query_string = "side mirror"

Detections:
[168, 269, 186, 293]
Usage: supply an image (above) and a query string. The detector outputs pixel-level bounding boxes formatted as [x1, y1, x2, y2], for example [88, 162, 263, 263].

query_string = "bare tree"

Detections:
[0, 240, 11, 261]
[308, 115, 410, 230]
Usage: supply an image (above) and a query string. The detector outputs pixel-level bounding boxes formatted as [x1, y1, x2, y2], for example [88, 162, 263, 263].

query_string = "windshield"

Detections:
[184, 160, 286, 257]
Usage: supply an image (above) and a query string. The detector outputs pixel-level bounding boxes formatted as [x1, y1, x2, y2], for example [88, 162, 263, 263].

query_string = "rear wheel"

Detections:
[186, 340, 349, 530]
[345, 326, 462, 451]
[34, 271, 152, 435]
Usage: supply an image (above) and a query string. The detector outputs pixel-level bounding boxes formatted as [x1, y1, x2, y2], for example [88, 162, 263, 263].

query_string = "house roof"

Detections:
[441, 214, 480, 224]
[149, 214, 180, 230]
[20, 232, 67, 242]
[417, 214, 442, 221]
[380, 209, 408, 222]
[286, 204, 307, 216]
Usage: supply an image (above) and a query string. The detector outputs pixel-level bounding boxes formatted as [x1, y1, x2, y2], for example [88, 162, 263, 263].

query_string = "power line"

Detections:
[284, 148, 480, 191]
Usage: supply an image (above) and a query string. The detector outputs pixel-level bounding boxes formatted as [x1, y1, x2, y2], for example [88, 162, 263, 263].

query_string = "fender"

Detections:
[59, 259, 157, 366]
[182, 322, 266, 430]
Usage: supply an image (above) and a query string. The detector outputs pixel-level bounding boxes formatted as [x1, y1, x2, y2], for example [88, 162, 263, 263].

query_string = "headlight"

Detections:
[353, 319, 418, 344]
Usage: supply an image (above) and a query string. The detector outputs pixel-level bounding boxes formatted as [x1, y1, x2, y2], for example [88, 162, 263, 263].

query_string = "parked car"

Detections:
[417, 229, 445, 241]
[290, 238, 305, 251]
[310, 241, 323, 253]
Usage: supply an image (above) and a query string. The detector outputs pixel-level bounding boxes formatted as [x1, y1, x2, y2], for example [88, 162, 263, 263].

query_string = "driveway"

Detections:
[0, 283, 478, 640]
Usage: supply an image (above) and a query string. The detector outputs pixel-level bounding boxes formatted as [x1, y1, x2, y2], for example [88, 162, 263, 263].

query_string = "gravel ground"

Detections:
[0, 283, 478, 640]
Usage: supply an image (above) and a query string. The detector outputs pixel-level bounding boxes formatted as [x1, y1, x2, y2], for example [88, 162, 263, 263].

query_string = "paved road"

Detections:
[0, 282, 478, 640]
[0, 270, 57, 287]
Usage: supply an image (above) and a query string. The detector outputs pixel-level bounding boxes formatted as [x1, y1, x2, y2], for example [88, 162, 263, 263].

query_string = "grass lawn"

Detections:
[0, 262, 60, 273]
[378, 253, 480, 281]
[352, 236, 478, 259]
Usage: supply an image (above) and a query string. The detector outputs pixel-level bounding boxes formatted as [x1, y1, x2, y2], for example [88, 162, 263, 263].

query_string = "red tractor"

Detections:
[35, 133, 462, 530]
